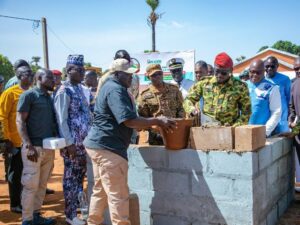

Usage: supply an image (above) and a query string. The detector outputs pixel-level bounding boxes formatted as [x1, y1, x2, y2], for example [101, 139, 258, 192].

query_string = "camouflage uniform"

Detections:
[183, 76, 251, 126]
[138, 82, 184, 144]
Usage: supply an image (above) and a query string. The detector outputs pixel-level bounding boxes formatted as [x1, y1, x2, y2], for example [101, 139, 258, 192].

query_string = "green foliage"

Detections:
[84, 62, 92, 67]
[236, 55, 246, 62]
[258, 41, 300, 55]
[30, 56, 41, 73]
[0, 54, 14, 81]
[272, 40, 300, 56]
[146, 0, 159, 11]
[257, 46, 269, 53]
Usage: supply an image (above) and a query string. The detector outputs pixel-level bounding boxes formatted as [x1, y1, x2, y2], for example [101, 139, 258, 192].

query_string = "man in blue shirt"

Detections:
[84, 58, 176, 225]
[265, 56, 291, 133]
[247, 59, 281, 137]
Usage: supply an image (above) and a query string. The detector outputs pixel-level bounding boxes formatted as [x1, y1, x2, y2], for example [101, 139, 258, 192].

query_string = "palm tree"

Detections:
[146, 0, 161, 52]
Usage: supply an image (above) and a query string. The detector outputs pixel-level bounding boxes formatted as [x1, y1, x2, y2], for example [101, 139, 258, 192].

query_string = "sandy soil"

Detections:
[0, 151, 82, 225]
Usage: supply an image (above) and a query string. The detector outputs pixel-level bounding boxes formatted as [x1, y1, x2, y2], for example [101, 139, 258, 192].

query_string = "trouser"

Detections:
[148, 130, 163, 145]
[63, 154, 86, 220]
[86, 148, 130, 225]
[7, 147, 23, 208]
[87, 153, 94, 203]
[21, 146, 55, 221]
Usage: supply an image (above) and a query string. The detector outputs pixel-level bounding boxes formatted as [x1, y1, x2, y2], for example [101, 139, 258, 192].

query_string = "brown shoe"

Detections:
[46, 188, 55, 195]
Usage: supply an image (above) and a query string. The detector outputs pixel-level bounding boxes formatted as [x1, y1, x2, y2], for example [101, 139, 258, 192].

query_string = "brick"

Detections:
[128, 146, 168, 169]
[259, 145, 272, 171]
[253, 172, 268, 211]
[208, 151, 258, 177]
[168, 149, 207, 173]
[279, 157, 288, 178]
[266, 137, 284, 162]
[235, 125, 266, 152]
[152, 171, 189, 194]
[190, 126, 234, 150]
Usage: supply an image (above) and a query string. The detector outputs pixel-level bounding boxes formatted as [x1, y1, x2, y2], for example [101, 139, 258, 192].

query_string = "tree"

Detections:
[0, 54, 14, 81]
[31, 56, 41, 73]
[257, 46, 269, 53]
[236, 55, 246, 63]
[84, 62, 92, 67]
[272, 40, 300, 56]
[257, 41, 300, 56]
[146, 0, 162, 52]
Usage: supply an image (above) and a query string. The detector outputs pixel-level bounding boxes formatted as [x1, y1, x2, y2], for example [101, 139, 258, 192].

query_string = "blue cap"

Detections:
[67, 54, 84, 66]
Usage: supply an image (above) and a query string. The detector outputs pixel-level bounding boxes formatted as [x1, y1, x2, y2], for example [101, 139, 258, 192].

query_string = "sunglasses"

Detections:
[215, 69, 231, 76]
[170, 68, 182, 73]
[150, 72, 163, 78]
[294, 67, 300, 72]
[265, 65, 276, 69]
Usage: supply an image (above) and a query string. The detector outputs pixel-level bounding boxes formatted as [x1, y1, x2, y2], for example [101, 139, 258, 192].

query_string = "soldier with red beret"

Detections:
[183, 52, 251, 126]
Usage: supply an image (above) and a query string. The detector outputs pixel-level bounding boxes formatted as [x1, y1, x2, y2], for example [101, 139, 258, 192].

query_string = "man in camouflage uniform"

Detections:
[138, 64, 184, 145]
[184, 52, 251, 126]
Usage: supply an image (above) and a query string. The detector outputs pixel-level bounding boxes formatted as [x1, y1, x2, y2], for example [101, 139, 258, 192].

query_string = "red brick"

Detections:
[234, 125, 266, 152]
[190, 126, 234, 150]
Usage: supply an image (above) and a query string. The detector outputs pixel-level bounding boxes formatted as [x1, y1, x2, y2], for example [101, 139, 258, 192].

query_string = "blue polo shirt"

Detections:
[83, 77, 137, 160]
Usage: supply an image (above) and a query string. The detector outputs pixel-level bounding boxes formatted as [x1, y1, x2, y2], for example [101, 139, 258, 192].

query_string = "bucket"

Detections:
[159, 118, 193, 150]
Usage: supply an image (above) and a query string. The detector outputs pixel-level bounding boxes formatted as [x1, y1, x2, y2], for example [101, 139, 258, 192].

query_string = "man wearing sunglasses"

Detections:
[246, 59, 281, 137]
[138, 64, 184, 145]
[168, 58, 194, 99]
[184, 52, 251, 126]
[265, 56, 291, 134]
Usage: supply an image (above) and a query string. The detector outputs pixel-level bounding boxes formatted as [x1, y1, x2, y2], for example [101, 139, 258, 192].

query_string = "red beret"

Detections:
[52, 69, 62, 76]
[214, 52, 233, 69]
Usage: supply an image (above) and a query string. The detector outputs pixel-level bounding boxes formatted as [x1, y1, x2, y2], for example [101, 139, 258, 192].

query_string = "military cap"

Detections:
[146, 64, 163, 76]
[167, 58, 185, 70]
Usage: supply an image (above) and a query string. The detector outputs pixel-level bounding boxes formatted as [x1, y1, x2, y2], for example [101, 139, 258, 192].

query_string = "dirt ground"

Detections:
[0, 151, 81, 225]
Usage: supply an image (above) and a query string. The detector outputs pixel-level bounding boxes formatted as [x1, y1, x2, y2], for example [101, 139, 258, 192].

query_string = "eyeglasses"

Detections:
[150, 72, 163, 78]
[215, 69, 231, 76]
[265, 65, 276, 69]
[294, 67, 300, 72]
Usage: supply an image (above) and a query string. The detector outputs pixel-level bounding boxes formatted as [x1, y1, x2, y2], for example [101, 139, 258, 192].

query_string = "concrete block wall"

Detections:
[104, 138, 293, 225]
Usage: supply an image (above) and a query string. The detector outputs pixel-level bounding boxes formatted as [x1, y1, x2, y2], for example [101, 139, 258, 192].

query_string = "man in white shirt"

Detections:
[246, 59, 281, 137]
[167, 58, 194, 99]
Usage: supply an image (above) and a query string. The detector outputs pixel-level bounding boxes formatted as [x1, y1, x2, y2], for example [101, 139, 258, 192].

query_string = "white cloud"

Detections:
[171, 21, 184, 28]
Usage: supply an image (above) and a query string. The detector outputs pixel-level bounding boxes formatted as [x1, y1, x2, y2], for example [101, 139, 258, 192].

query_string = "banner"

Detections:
[132, 50, 195, 86]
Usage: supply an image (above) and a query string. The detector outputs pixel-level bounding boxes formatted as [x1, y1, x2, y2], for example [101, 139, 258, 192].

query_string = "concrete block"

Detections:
[235, 125, 266, 152]
[253, 172, 268, 211]
[152, 171, 189, 194]
[266, 205, 278, 225]
[152, 215, 189, 225]
[232, 179, 253, 201]
[266, 137, 283, 162]
[258, 145, 272, 171]
[278, 193, 288, 218]
[168, 149, 207, 173]
[287, 188, 295, 205]
[140, 211, 151, 225]
[191, 174, 234, 200]
[278, 157, 288, 178]
[128, 146, 168, 169]
[282, 138, 292, 156]
[267, 163, 279, 186]
[208, 151, 258, 177]
[268, 182, 281, 205]
[133, 191, 155, 212]
[259, 220, 267, 225]
[190, 126, 234, 150]
[128, 167, 152, 191]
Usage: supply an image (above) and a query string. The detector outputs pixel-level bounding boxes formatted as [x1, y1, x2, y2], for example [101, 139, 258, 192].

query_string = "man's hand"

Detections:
[157, 116, 177, 134]
[190, 108, 200, 117]
[279, 132, 296, 139]
[66, 144, 76, 160]
[2, 140, 14, 158]
[26, 145, 38, 162]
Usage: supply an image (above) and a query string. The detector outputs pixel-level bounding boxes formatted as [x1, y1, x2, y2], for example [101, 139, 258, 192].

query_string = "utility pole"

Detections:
[41, 17, 49, 69]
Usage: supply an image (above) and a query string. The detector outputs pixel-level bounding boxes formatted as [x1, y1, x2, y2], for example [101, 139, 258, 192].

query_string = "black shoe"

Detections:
[11, 205, 22, 213]
[22, 220, 33, 225]
[33, 212, 56, 225]
[46, 188, 55, 195]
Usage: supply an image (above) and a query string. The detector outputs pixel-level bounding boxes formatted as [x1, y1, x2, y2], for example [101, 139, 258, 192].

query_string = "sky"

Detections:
[1, 0, 300, 71]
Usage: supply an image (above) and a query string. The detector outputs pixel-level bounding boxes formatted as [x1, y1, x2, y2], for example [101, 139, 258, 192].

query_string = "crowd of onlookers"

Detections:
[0, 50, 300, 225]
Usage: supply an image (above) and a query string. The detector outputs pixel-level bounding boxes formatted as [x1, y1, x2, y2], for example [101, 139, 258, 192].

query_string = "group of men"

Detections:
[0, 49, 300, 225]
